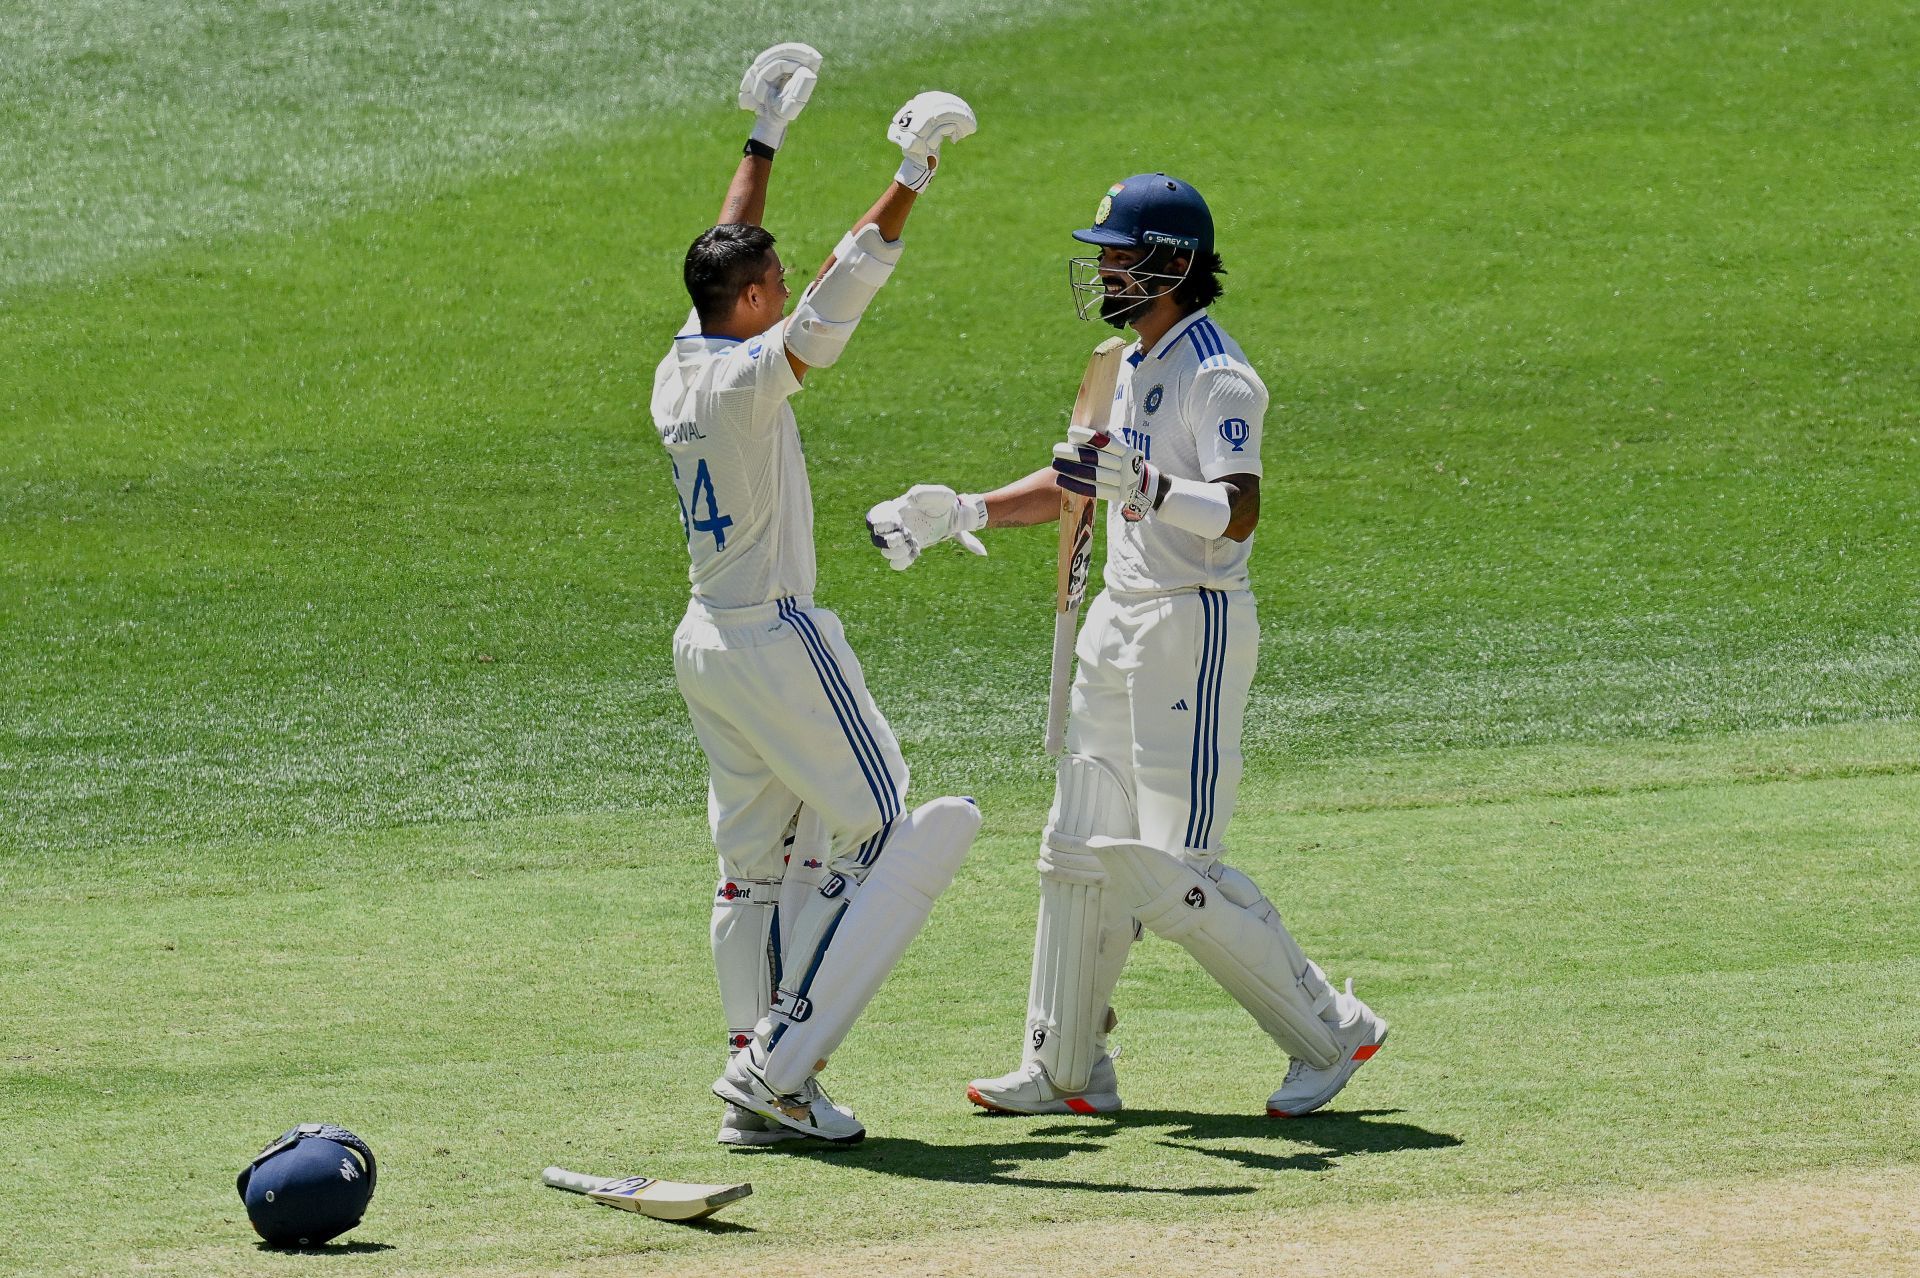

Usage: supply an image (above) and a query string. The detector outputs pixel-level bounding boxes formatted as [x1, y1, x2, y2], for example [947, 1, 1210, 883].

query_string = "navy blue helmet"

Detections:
[1068, 174, 1216, 322]
[1073, 173, 1214, 256]
[236, 1124, 377, 1248]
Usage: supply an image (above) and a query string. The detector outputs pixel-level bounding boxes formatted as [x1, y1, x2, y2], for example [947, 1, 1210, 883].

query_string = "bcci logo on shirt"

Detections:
[1219, 417, 1250, 452]
[1144, 384, 1164, 414]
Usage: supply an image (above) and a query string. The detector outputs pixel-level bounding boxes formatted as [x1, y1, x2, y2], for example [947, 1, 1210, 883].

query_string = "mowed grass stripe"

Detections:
[622, 1167, 1920, 1278]
[6, 952, 1914, 1270]
[5, 757, 1915, 1271]
[6, 0, 1919, 859]
[0, 0, 1091, 294]
[5, 2, 1919, 1271]
[2, 718, 1912, 899]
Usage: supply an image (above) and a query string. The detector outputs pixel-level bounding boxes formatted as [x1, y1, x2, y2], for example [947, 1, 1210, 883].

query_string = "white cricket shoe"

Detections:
[716, 1102, 806, 1147]
[712, 1048, 866, 1144]
[966, 1051, 1122, 1115]
[1266, 978, 1387, 1118]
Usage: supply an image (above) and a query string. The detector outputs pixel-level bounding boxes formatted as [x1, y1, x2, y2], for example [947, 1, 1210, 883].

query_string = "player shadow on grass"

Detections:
[780, 1132, 1255, 1197]
[773, 1110, 1457, 1194]
[1032, 1107, 1464, 1176]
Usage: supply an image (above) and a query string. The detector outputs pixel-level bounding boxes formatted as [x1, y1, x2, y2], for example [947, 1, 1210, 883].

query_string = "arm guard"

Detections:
[786, 223, 903, 369]
[1155, 474, 1233, 539]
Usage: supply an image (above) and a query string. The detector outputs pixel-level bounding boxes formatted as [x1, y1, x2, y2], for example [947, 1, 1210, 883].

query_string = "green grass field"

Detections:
[4, 2, 1918, 1274]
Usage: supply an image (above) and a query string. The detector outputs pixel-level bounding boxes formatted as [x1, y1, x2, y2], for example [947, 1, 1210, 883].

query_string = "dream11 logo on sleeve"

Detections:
[1219, 417, 1250, 452]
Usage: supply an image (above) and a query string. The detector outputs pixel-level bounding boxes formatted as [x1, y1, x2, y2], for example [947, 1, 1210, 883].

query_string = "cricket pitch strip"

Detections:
[610, 1164, 1920, 1278]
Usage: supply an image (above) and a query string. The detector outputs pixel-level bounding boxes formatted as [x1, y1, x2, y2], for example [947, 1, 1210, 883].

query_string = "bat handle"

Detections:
[542, 1167, 611, 1194]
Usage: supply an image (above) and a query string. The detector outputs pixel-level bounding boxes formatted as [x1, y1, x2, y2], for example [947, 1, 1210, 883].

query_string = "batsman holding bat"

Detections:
[867, 174, 1387, 1118]
[656, 43, 981, 1145]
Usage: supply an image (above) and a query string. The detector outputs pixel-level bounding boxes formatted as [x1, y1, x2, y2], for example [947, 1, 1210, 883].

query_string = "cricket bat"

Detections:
[1045, 336, 1129, 757]
[540, 1167, 752, 1222]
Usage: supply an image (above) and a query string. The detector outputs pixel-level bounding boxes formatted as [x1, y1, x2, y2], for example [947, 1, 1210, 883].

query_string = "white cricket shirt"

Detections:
[651, 310, 815, 608]
[1102, 308, 1269, 594]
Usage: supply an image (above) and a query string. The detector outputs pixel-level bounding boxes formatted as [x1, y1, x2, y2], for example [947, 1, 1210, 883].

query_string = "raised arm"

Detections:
[721, 44, 821, 227]
[718, 151, 772, 227]
[783, 92, 977, 383]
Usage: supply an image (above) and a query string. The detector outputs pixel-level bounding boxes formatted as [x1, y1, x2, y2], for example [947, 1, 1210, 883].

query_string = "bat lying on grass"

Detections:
[540, 1167, 752, 1222]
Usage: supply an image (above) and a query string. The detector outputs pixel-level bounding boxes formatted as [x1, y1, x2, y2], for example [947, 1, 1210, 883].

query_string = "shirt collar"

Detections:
[1142, 307, 1210, 363]
[673, 307, 743, 350]
[674, 332, 743, 370]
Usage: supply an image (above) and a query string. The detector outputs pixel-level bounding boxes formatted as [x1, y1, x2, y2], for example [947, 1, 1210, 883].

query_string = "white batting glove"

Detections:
[865, 484, 987, 570]
[886, 91, 976, 192]
[1052, 424, 1160, 522]
[738, 42, 822, 151]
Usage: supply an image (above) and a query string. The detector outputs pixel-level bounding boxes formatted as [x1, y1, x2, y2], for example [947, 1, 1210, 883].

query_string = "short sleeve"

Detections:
[710, 317, 802, 407]
[1191, 364, 1268, 479]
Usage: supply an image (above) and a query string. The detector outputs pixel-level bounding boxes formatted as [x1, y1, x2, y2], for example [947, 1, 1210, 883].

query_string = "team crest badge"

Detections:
[1219, 417, 1250, 452]
[1094, 195, 1112, 225]
[1144, 384, 1164, 414]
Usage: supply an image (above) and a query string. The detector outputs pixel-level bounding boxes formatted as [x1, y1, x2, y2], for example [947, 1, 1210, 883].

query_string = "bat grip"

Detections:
[542, 1167, 611, 1194]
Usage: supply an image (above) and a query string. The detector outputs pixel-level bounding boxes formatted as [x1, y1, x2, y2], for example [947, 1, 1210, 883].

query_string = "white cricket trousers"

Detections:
[674, 595, 909, 882]
[1068, 586, 1258, 857]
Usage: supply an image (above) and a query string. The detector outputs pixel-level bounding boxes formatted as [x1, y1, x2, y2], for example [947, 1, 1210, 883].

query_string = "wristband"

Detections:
[894, 156, 933, 192]
[1153, 475, 1233, 539]
[743, 136, 778, 160]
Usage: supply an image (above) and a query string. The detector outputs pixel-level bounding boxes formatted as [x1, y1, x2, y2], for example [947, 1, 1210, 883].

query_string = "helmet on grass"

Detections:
[235, 1123, 377, 1248]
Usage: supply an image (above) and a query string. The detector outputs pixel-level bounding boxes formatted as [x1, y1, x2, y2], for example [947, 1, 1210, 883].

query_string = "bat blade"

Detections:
[1047, 336, 1129, 756]
[541, 1167, 752, 1223]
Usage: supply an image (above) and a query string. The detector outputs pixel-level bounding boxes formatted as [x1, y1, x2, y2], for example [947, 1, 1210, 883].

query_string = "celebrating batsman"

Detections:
[655, 44, 980, 1145]
[867, 174, 1388, 1118]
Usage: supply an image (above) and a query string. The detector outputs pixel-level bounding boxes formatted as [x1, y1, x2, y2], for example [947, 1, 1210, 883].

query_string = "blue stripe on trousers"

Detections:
[1185, 589, 1226, 848]
[856, 819, 894, 867]
[780, 599, 901, 827]
[778, 599, 897, 829]
[1201, 591, 1228, 847]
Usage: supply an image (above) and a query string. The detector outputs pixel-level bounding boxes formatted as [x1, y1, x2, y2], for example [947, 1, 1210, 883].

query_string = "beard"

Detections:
[1099, 290, 1151, 329]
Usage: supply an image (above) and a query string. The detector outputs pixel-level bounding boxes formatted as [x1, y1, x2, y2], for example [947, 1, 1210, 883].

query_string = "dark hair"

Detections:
[684, 224, 777, 326]
[1174, 249, 1226, 310]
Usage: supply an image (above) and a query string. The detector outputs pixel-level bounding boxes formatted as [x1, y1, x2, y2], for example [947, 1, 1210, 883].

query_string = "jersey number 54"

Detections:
[674, 458, 733, 550]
